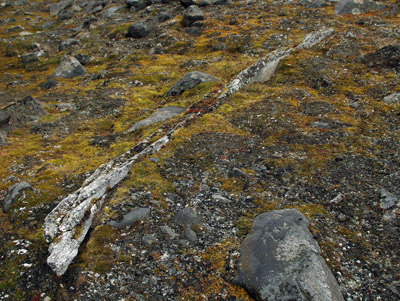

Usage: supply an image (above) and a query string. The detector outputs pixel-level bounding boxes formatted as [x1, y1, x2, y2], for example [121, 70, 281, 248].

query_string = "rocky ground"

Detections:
[0, 0, 399, 299]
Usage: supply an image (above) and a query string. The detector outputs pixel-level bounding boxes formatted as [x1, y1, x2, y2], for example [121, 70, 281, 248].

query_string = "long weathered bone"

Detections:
[43, 28, 333, 276]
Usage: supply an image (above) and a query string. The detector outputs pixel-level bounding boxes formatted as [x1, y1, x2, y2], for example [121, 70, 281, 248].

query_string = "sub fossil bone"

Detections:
[43, 28, 334, 276]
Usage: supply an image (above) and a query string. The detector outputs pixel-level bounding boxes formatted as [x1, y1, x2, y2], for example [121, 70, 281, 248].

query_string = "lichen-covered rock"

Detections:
[49, 0, 74, 16]
[334, 0, 386, 15]
[234, 209, 344, 301]
[183, 5, 204, 27]
[2, 181, 32, 212]
[166, 71, 218, 96]
[383, 92, 400, 104]
[51, 56, 87, 79]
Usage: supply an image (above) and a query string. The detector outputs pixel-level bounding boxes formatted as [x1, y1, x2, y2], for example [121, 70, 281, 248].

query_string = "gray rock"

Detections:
[59, 38, 79, 51]
[383, 92, 400, 104]
[197, 0, 211, 6]
[234, 209, 344, 301]
[126, 22, 150, 38]
[160, 225, 178, 239]
[142, 233, 157, 246]
[166, 71, 218, 96]
[180, 0, 196, 8]
[334, 0, 385, 15]
[300, 0, 326, 8]
[157, 12, 171, 22]
[49, 0, 74, 16]
[126, 0, 151, 10]
[127, 106, 185, 133]
[313, 121, 331, 128]
[6, 25, 25, 33]
[51, 56, 87, 79]
[174, 207, 203, 242]
[39, 79, 58, 89]
[380, 188, 399, 210]
[103, 6, 123, 18]
[109, 207, 150, 228]
[74, 54, 91, 65]
[231, 167, 247, 178]
[0, 96, 45, 128]
[211, 194, 231, 203]
[183, 5, 204, 28]
[2, 181, 32, 212]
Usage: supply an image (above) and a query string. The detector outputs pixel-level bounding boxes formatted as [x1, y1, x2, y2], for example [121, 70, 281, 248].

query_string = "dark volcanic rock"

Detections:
[1, 95, 45, 126]
[39, 79, 58, 89]
[180, 0, 196, 8]
[334, 0, 386, 15]
[126, 22, 150, 38]
[126, 0, 151, 10]
[157, 12, 171, 22]
[2, 181, 32, 212]
[362, 45, 400, 71]
[51, 56, 87, 79]
[74, 54, 91, 65]
[234, 209, 344, 301]
[166, 71, 218, 96]
[183, 5, 204, 28]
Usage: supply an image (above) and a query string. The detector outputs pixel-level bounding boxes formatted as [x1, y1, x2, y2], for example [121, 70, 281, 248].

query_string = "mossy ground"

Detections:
[0, 0, 399, 299]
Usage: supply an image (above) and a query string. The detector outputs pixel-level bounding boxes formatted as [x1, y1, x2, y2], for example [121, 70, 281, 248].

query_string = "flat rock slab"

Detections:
[109, 207, 150, 228]
[166, 71, 218, 96]
[128, 106, 185, 132]
[234, 209, 344, 301]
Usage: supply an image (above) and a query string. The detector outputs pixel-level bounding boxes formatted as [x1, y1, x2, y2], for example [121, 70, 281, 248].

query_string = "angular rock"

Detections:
[157, 12, 171, 22]
[334, 0, 385, 15]
[183, 5, 204, 27]
[51, 56, 87, 79]
[127, 106, 186, 133]
[126, 22, 150, 38]
[59, 38, 79, 51]
[234, 209, 344, 301]
[109, 208, 150, 228]
[2, 181, 32, 212]
[1, 95, 45, 127]
[383, 92, 400, 104]
[166, 71, 218, 96]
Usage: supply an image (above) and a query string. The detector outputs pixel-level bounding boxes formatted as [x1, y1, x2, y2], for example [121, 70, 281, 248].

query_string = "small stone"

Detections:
[39, 79, 58, 89]
[174, 207, 203, 242]
[160, 225, 178, 239]
[313, 121, 331, 128]
[142, 233, 157, 246]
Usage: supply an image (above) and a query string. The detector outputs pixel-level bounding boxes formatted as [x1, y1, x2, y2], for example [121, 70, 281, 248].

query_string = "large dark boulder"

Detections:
[362, 45, 400, 71]
[234, 209, 344, 301]
[126, 22, 150, 38]
[183, 5, 204, 27]
[166, 71, 218, 96]
[334, 0, 385, 15]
